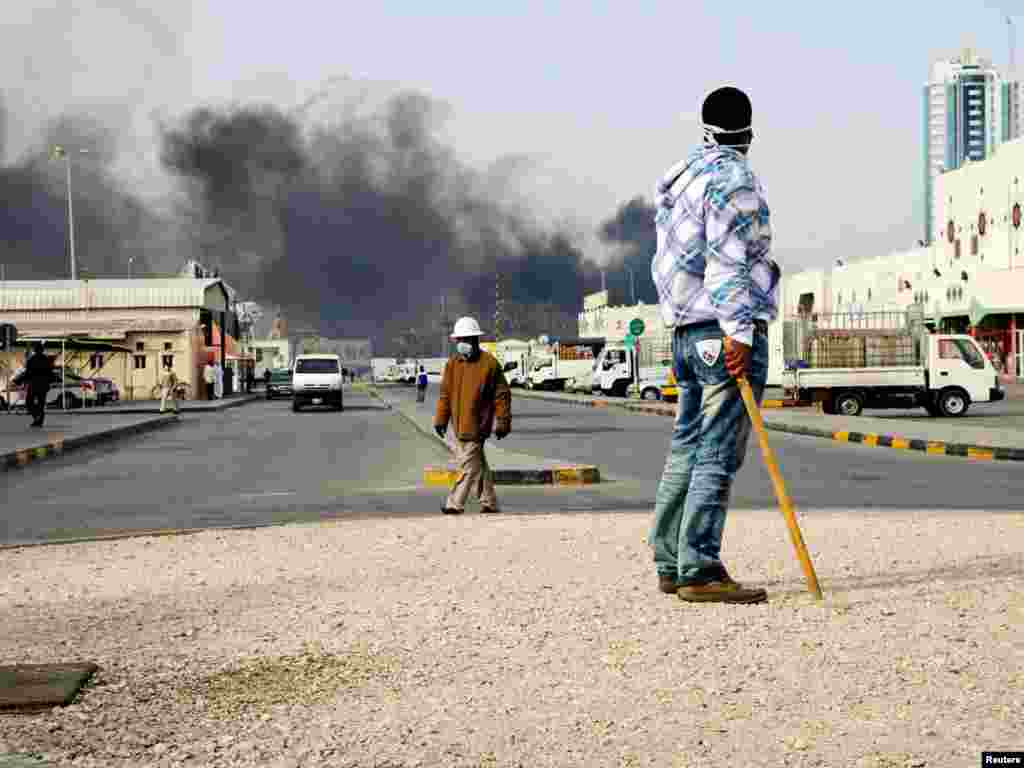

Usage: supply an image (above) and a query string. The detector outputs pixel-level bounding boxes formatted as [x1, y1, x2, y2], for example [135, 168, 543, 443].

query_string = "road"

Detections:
[2, 384, 1019, 547]
[384, 384, 1024, 512]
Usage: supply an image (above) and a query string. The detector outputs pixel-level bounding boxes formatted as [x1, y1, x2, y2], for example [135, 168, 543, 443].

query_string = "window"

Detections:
[162, 355, 174, 369]
[295, 358, 339, 374]
[164, 342, 172, 351]
[89, 353, 104, 370]
[133, 355, 147, 370]
[135, 342, 144, 352]
[255, 349, 264, 362]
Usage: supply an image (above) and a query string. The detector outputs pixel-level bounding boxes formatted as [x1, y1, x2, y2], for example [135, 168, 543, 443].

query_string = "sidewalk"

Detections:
[0, 506, 1019, 767]
[54, 392, 262, 415]
[370, 388, 600, 486]
[512, 387, 1024, 462]
[0, 412, 180, 473]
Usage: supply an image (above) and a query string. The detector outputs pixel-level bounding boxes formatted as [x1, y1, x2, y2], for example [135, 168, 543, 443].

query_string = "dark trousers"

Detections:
[206, 382, 215, 400]
[416, 385, 427, 402]
[27, 387, 48, 425]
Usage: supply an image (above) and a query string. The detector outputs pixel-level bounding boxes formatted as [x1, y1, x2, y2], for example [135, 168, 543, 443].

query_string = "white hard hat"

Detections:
[451, 316, 484, 339]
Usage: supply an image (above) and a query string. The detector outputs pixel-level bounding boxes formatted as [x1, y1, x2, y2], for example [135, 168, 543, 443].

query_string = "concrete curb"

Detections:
[1, 415, 181, 473]
[515, 390, 1024, 462]
[65, 394, 263, 415]
[767, 422, 1024, 462]
[368, 388, 601, 486]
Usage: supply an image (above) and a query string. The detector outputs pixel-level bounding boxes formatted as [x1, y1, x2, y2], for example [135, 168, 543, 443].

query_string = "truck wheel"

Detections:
[641, 387, 661, 401]
[938, 388, 969, 417]
[612, 382, 629, 398]
[834, 391, 864, 417]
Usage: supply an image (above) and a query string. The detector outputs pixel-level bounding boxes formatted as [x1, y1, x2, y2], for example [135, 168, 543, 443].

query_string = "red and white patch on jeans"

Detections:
[695, 339, 722, 367]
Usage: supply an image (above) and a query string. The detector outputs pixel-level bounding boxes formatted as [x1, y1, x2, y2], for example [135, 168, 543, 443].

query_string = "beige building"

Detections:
[780, 137, 1024, 379]
[0, 278, 234, 400]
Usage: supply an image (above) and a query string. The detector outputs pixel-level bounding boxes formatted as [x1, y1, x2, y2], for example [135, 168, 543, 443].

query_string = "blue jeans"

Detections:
[648, 322, 768, 585]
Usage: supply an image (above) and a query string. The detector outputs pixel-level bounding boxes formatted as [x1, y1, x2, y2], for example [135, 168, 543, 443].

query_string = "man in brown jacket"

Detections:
[434, 316, 512, 515]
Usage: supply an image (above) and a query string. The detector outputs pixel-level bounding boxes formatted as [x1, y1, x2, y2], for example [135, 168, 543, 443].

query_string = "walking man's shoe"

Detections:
[480, 506, 499, 514]
[676, 579, 768, 604]
[441, 503, 463, 515]
[658, 574, 678, 594]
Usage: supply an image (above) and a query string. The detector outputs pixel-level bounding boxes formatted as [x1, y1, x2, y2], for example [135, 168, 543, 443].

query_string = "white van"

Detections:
[292, 354, 344, 412]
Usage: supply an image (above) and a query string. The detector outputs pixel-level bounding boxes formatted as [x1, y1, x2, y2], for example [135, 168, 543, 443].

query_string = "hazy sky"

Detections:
[3, 0, 1021, 273]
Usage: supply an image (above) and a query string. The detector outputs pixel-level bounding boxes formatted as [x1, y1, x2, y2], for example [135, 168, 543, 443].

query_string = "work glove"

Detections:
[723, 336, 752, 379]
[494, 427, 509, 441]
[434, 425, 447, 440]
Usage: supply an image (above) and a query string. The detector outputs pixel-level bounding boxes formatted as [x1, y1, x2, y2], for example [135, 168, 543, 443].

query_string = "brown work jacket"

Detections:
[434, 350, 511, 442]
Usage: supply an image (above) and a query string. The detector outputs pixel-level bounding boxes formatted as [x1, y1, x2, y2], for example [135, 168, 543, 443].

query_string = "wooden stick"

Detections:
[737, 377, 823, 600]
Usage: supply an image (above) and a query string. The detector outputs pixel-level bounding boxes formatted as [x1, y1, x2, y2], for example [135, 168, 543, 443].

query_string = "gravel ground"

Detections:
[1, 508, 1022, 768]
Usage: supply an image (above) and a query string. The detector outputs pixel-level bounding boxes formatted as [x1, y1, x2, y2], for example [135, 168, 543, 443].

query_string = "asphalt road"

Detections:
[385, 384, 1024, 513]
[3, 385, 1020, 547]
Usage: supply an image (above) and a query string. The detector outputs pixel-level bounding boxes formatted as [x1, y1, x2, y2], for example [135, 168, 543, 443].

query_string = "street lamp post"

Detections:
[51, 146, 89, 280]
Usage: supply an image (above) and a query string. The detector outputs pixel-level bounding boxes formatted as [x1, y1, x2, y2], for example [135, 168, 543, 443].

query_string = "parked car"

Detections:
[7, 366, 98, 410]
[630, 370, 672, 401]
[266, 368, 293, 400]
[89, 377, 119, 405]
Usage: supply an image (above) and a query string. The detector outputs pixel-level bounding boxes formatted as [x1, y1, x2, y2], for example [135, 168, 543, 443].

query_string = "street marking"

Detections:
[239, 491, 295, 499]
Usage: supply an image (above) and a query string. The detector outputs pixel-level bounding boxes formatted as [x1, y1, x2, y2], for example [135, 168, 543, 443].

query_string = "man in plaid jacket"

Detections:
[648, 86, 781, 605]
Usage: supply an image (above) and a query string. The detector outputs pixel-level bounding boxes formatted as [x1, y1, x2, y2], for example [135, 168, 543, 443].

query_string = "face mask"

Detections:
[456, 342, 473, 358]
[701, 122, 752, 151]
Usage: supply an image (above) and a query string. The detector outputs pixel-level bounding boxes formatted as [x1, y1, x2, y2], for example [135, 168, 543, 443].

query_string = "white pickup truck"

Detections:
[784, 332, 1004, 417]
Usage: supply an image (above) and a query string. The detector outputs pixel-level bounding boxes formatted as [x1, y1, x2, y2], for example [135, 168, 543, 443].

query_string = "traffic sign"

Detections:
[624, 334, 636, 349]
[629, 318, 645, 337]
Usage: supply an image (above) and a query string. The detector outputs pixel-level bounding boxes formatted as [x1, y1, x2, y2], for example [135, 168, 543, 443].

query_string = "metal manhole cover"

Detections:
[0, 663, 98, 712]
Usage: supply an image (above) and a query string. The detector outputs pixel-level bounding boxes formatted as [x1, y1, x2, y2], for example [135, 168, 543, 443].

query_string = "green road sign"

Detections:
[629, 318, 645, 337]
[624, 334, 636, 349]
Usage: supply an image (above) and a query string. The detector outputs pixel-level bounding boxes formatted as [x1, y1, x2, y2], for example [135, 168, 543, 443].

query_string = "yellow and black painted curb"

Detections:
[423, 464, 601, 488]
[1, 415, 181, 473]
[776, 424, 1024, 462]
[368, 387, 603, 485]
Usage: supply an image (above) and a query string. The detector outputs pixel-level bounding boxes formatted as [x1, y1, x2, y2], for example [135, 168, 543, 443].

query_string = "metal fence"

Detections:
[785, 311, 927, 369]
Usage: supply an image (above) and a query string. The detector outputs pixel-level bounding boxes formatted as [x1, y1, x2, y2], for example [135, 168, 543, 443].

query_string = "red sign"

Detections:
[978, 211, 987, 236]
[947, 220, 955, 243]
[1014, 203, 1022, 230]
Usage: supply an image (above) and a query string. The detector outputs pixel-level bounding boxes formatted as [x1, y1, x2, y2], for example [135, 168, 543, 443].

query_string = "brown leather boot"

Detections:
[658, 575, 678, 594]
[676, 580, 768, 604]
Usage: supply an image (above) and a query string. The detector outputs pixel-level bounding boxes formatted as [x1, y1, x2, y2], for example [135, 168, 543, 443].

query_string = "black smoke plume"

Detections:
[0, 112, 163, 280]
[597, 196, 658, 306]
[160, 92, 604, 353]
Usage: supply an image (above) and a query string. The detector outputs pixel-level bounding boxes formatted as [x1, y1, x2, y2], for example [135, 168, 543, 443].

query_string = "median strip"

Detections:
[369, 387, 601, 486]
[1, 415, 181, 473]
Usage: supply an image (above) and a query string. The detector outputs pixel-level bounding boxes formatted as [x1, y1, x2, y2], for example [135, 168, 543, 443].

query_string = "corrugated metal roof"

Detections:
[0, 279, 229, 312]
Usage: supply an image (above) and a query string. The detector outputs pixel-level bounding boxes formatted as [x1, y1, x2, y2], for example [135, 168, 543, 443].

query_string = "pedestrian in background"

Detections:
[648, 86, 780, 605]
[214, 361, 224, 399]
[203, 361, 216, 401]
[159, 360, 180, 414]
[12, 341, 55, 428]
[263, 368, 271, 389]
[416, 366, 428, 402]
[434, 317, 511, 515]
